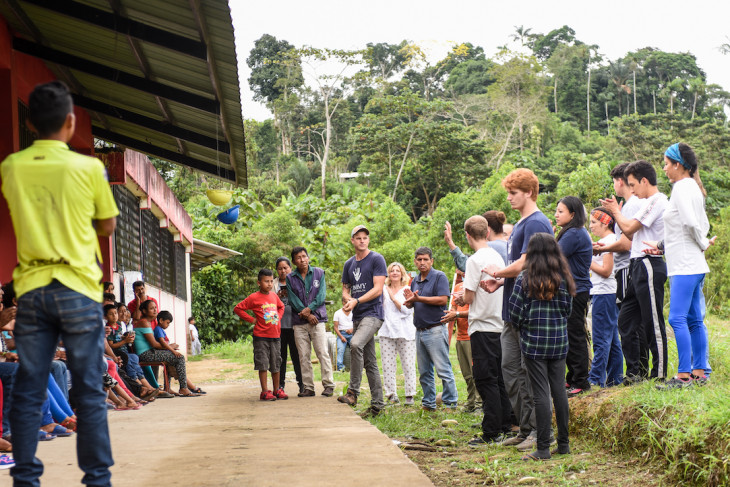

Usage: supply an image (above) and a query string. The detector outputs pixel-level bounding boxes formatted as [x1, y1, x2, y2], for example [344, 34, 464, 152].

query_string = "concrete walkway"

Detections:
[11, 380, 433, 486]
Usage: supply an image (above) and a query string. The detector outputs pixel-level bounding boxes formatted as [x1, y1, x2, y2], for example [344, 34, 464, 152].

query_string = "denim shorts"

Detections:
[253, 338, 282, 372]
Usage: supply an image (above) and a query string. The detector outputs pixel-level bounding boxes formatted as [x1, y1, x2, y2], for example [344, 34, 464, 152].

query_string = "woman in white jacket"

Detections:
[379, 262, 417, 405]
[653, 143, 715, 389]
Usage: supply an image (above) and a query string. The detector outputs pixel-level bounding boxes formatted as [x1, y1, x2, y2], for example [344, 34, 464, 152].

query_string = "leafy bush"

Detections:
[192, 263, 250, 343]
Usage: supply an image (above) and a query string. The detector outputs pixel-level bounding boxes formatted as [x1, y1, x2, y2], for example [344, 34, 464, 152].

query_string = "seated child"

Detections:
[234, 269, 286, 401]
[155, 311, 205, 395]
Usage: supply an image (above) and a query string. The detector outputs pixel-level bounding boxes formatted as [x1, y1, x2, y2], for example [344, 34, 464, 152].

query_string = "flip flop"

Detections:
[191, 387, 207, 394]
[156, 391, 175, 398]
[521, 453, 545, 462]
[38, 430, 56, 441]
[49, 425, 74, 437]
[141, 389, 160, 401]
[178, 392, 201, 397]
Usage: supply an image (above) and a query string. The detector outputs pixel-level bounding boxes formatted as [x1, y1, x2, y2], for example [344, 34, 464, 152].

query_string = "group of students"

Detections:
[234, 144, 713, 463]
[0, 278, 205, 471]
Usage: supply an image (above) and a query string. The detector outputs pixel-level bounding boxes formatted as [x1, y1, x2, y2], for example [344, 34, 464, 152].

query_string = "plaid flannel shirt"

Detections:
[509, 273, 572, 360]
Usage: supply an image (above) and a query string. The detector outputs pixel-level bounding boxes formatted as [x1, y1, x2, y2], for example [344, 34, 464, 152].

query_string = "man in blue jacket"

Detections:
[286, 246, 335, 397]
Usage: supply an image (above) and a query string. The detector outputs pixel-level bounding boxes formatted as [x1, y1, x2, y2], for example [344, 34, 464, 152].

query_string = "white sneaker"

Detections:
[404, 396, 415, 406]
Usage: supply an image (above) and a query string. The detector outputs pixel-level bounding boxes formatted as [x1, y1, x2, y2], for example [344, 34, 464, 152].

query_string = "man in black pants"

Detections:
[461, 216, 513, 446]
[601, 160, 669, 381]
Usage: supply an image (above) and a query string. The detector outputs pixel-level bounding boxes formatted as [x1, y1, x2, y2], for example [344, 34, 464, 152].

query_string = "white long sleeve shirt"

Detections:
[379, 286, 415, 340]
[664, 177, 710, 276]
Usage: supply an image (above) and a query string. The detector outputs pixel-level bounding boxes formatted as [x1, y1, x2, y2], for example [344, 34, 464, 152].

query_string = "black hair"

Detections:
[103, 304, 117, 317]
[590, 208, 616, 232]
[132, 281, 145, 290]
[258, 268, 274, 280]
[523, 233, 576, 300]
[139, 299, 156, 314]
[556, 196, 587, 241]
[116, 302, 127, 310]
[624, 160, 657, 186]
[671, 143, 707, 197]
[157, 310, 173, 322]
[103, 292, 116, 302]
[414, 246, 433, 259]
[29, 81, 74, 138]
[103, 281, 114, 290]
[188, 317, 195, 323]
[610, 162, 630, 183]
[275, 256, 291, 269]
[291, 246, 308, 260]
[1, 281, 15, 309]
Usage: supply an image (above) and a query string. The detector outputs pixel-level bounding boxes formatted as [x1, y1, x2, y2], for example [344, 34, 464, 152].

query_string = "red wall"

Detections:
[0, 14, 102, 284]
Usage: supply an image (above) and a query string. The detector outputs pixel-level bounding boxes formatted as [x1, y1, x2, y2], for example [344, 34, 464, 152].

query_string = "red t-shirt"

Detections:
[128, 296, 158, 329]
[234, 291, 284, 339]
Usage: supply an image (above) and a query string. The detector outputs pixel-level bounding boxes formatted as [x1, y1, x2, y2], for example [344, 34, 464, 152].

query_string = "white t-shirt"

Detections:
[463, 247, 505, 334]
[333, 308, 354, 332]
[189, 324, 199, 340]
[664, 177, 710, 276]
[591, 234, 617, 295]
[630, 192, 669, 259]
[379, 287, 415, 340]
[613, 195, 642, 271]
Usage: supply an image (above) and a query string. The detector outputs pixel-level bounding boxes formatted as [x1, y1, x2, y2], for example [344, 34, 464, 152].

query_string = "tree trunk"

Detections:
[586, 69, 591, 135]
[633, 70, 637, 114]
[321, 98, 331, 201]
[692, 92, 698, 120]
[392, 131, 415, 201]
[605, 101, 609, 135]
[653, 90, 656, 114]
[553, 78, 558, 113]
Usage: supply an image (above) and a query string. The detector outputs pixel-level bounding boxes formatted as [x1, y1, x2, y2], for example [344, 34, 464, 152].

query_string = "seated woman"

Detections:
[133, 300, 198, 396]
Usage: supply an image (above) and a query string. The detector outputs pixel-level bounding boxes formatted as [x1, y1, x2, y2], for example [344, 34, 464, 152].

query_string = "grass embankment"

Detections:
[570, 316, 730, 486]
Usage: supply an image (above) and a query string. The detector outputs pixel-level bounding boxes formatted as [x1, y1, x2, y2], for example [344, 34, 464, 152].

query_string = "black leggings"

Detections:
[139, 349, 187, 387]
[280, 328, 303, 391]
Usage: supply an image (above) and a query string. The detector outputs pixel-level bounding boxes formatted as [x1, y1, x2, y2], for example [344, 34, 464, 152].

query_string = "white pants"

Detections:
[379, 337, 417, 398]
[191, 338, 202, 356]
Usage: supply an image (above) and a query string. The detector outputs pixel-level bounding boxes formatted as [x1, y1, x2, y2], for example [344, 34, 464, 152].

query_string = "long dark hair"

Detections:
[556, 196, 586, 241]
[523, 233, 576, 300]
[674, 143, 707, 197]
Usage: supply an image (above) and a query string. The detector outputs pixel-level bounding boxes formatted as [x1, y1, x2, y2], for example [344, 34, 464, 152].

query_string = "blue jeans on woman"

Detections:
[668, 274, 708, 374]
[588, 294, 624, 387]
[416, 324, 458, 409]
[336, 331, 353, 371]
[11, 281, 113, 487]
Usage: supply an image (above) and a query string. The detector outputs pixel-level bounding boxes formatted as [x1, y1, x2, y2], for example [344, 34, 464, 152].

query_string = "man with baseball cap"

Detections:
[338, 225, 387, 417]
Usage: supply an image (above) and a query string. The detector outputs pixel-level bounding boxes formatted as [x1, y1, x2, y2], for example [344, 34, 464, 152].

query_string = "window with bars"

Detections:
[174, 243, 187, 300]
[141, 210, 162, 289]
[113, 186, 142, 272]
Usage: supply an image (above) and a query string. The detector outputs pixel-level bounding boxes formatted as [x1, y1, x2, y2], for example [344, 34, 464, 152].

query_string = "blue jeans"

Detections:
[668, 274, 708, 374]
[49, 360, 69, 401]
[336, 331, 352, 371]
[0, 361, 18, 436]
[588, 294, 624, 387]
[416, 325, 457, 409]
[11, 281, 113, 487]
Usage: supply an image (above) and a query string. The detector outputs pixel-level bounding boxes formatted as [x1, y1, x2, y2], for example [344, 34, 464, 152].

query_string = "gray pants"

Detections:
[501, 322, 536, 437]
[348, 316, 385, 409]
[524, 357, 570, 453]
[294, 322, 334, 392]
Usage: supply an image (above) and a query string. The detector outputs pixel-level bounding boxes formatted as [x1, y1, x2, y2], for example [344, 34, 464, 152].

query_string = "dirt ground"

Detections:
[5, 357, 433, 487]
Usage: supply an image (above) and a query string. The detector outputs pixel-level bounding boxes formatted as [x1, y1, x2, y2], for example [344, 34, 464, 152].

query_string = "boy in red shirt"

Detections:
[234, 269, 286, 401]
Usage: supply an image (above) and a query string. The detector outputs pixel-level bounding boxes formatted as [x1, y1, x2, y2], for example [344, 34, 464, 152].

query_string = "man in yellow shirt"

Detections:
[1, 80, 118, 487]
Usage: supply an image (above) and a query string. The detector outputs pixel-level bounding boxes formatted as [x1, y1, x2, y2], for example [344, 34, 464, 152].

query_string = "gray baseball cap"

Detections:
[351, 224, 370, 238]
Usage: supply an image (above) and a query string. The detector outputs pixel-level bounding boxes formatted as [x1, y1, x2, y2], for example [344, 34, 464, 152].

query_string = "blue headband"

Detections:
[665, 143, 690, 170]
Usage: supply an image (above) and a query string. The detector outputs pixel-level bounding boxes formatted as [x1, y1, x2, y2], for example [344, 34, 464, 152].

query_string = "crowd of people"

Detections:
[236, 148, 714, 463]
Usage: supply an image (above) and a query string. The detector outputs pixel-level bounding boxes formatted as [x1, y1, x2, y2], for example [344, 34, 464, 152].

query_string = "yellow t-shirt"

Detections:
[1, 140, 119, 302]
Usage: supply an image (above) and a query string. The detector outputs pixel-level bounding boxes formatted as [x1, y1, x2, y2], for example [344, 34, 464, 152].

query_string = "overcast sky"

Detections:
[229, 0, 730, 121]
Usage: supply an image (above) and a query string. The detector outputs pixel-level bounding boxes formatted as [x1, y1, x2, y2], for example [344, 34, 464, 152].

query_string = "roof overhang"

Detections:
[0, 0, 247, 186]
[190, 237, 241, 272]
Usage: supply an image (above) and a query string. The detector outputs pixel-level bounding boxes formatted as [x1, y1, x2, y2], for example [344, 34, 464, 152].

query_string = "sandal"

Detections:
[49, 424, 74, 437]
[178, 392, 201, 397]
[60, 418, 77, 432]
[38, 430, 56, 441]
[141, 389, 160, 401]
[191, 387, 206, 394]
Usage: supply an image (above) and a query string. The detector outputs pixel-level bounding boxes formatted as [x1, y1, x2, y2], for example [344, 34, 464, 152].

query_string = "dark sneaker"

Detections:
[656, 376, 692, 390]
[337, 389, 357, 405]
[690, 373, 709, 386]
[275, 388, 288, 400]
[359, 406, 381, 418]
[321, 387, 334, 397]
[468, 433, 505, 447]
[297, 389, 315, 397]
[501, 434, 527, 446]
[623, 375, 645, 387]
[260, 390, 276, 401]
[421, 406, 436, 412]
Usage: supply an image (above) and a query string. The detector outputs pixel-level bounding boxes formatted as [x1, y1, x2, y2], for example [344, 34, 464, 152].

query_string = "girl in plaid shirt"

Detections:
[508, 233, 575, 461]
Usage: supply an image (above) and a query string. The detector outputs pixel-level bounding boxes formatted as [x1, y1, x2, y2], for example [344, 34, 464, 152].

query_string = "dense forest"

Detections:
[155, 26, 730, 343]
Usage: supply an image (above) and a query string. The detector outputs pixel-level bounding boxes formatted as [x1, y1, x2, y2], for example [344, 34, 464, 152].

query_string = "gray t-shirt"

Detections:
[273, 279, 293, 329]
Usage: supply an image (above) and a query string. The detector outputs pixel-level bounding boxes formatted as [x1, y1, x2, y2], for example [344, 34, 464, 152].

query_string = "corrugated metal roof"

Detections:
[191, 237, 241, 271]
[0, 0, 247, 186]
